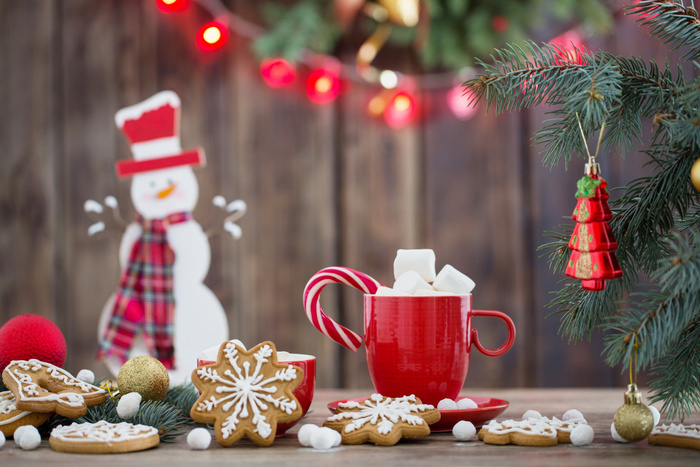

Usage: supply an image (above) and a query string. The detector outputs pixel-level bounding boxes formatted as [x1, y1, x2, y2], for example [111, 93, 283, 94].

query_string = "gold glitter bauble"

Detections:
[613, 384, 654, 442]
[117, 356, 170, 401]
[691, 158, 700, 191]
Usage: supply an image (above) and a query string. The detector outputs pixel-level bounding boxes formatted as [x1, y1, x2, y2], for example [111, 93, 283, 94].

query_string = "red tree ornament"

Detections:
[565, 172, 622, 291]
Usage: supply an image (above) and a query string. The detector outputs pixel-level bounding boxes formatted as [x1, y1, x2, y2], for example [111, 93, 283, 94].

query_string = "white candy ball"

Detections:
[12, 425, 33, 443]
[563, 409, 584, 421]
[610, 422, 629, 443]
[456, 398, 478, 410]
[310, 427, 339, 450]
[298, 424, 321, 447]
[76, 369, 95, 384]
[437, 399, 458, 411]
[522, 410, 542, 420]
[0, 431, 5, 449]
[570, 424, 594, 446]
[117, 392, 142, 419]
[17, 426, 41, 450]
[452, 420, 477, 441]
[187, 427, 211, 450]
[648, 406, 660, 427]
[331, 428, 342, 447]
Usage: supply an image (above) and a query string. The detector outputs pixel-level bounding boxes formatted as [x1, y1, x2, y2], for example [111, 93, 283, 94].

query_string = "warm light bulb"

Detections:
[379, 70, 398, 89]
[306, 68, 341, 104]
[384, 91, 416, 129]
[196, 21, 228, 51]
[446, 86, 478, 120]
[260, 58, 296, 88]
[203, 27, 221, 44]
[157, 0, 187, 13]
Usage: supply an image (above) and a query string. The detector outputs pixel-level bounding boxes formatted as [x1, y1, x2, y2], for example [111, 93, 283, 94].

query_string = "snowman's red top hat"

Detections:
[114, 91, 206, 178]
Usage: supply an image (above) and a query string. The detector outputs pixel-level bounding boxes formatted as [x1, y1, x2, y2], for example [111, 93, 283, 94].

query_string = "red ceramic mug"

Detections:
[364, 295, 515, 406]
[303, 267, 515, 406]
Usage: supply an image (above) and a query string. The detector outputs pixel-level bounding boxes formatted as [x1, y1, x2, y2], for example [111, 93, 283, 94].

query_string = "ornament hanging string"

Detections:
[575, 112, 605, 176]
[99, 379, 119, 400]
[629, 332, 640, 386]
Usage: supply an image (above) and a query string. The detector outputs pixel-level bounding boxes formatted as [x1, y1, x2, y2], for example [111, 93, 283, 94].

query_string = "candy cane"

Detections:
[303, 267, 383, 351]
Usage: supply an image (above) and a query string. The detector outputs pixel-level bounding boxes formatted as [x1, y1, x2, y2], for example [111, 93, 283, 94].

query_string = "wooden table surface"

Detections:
[1, 388, 698, 466]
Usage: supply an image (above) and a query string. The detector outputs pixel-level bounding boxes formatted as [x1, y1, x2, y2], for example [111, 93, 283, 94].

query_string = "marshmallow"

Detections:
[522, 410, 542, 420]
[648, 405, 660, 427]
[16, 426, 41, 450]
[375, 286, 412, 297]
[298, 424, 321, 447]
[437, 399, 458, 411]
[117, 392, 142, 419]
[310, 427, 341, 450]
[563, 409, 584, 421]
[433, 265, 475, 295]
[76, 369, 95, 384]
[610, 422, 628, 443]
[414, 288, 456, 296]
[452, 420, 477, 441]
[187, 427, 212, 450]
[456, 398, 478, 409]
[393, 271, 433, 295]
[393, 249, 436, 282]
[0, 431, 5, 449]
[571, 424, 594, 446]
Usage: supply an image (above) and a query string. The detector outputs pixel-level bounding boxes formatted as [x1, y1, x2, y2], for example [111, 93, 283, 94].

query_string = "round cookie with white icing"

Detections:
[0, 391, 51, 437]
[2, 359, 107, 418]
[49, 421, 160, 454]
[479, 418, 559, 446]
[649, 423, 700, 450]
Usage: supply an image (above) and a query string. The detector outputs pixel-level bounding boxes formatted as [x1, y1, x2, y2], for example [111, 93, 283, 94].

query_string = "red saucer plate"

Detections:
[327, 395, 509, 433]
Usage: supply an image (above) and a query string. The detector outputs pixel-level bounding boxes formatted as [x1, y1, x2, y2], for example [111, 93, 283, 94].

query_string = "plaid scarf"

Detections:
[97, 211, 192, 369]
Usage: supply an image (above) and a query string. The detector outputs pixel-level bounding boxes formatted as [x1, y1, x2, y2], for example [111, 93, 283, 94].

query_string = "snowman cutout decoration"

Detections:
[92, 91, 244, 384]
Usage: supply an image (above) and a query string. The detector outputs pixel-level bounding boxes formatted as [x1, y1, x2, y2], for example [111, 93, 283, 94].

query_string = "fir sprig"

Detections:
[627, 0, 700, 61]
[464, 2, 700, 418]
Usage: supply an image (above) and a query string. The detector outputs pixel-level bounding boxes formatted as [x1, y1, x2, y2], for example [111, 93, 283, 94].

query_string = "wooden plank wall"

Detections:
[0, 0, 689, 390]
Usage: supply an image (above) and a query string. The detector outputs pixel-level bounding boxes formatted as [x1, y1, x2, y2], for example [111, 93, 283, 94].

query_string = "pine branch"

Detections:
[162, 382, 200, 423]
[648, 316, 700, 421]
[627, 0, 700, 61]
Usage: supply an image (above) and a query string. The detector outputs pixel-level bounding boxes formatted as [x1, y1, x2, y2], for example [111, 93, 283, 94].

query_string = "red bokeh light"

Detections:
[157, 0, 188, 13]
[260, 58, 296, 88]
[549, 30, 586, 66]
[384, 91, 416, 129]
[196, 21, 228, 52]
[306, 68, 341, 104]
[446, 86, 478, 120]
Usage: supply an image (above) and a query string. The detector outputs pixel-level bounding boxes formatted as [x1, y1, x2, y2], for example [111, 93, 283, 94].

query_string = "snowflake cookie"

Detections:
[0, 391, 52, 437]
[190, 340, 303, 447]
[649, 424, 700, 450]
[49, 421, 160, 454]
[324, 394, 441, 446]
[2, 359, 107, 418]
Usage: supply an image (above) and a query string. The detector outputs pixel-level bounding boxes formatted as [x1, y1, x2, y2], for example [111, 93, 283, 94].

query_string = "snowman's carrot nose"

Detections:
[157, 183, 177, 199]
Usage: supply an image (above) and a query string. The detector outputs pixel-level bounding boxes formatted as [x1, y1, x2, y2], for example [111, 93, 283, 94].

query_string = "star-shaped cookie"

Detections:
[324, 394, 440, 445]
[190, 340, 303, 447]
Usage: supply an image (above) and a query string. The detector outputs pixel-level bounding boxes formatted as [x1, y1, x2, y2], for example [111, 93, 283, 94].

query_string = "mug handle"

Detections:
[471, 310, 516, 357]
[303, 267, 383, 352]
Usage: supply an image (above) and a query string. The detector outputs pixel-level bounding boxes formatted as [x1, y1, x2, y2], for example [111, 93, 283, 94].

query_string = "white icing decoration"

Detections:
[651, 423, 700, 440]
[0, 391, 33, 426]
[193, 342, 298, 441]
[4, 359, 106, 407]
[50, 421, 158, 442]
[484, 418, 558, 438]
[328, 394, 435, 435]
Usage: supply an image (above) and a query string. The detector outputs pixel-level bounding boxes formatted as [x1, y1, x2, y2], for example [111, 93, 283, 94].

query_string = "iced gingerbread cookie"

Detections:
[0, 391, 52, 437]
[649, 423, 700, 450]
[2, 359, 107, 418]
[479, 418, 559, 446]
[49, 421, 160, 453]
[545, 416, 588, 444]
[190, 341, 303, 447]
[324, 393, 441, 446]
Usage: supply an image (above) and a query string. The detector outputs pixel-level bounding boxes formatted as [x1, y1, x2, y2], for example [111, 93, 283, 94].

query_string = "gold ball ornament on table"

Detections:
[117, 356, 170, 401]
[613, 384, 654, 442]
[691, 158, 700, 191]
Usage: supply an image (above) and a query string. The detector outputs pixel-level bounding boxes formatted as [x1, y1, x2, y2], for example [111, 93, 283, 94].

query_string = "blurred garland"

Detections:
[252, 0, 614, 71]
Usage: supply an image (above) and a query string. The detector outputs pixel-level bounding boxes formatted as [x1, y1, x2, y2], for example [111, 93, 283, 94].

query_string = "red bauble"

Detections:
[0, 314, 67, 373]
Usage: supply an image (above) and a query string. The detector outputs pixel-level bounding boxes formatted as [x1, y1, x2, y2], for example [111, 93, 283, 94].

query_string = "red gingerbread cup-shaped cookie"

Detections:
[303, 267, 516, 406]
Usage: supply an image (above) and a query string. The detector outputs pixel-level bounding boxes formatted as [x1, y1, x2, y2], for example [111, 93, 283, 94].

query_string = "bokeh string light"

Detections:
[156, 0, 592, 129]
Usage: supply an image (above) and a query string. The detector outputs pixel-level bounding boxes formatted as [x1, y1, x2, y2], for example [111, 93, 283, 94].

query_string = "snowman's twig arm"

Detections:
[84, 196, 128, 237]
[204, 196, 247, 239]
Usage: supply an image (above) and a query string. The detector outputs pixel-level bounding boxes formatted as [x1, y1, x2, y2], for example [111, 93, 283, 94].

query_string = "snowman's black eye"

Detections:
[150, 181, 156, 188]
[167, 178, 174, 185]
